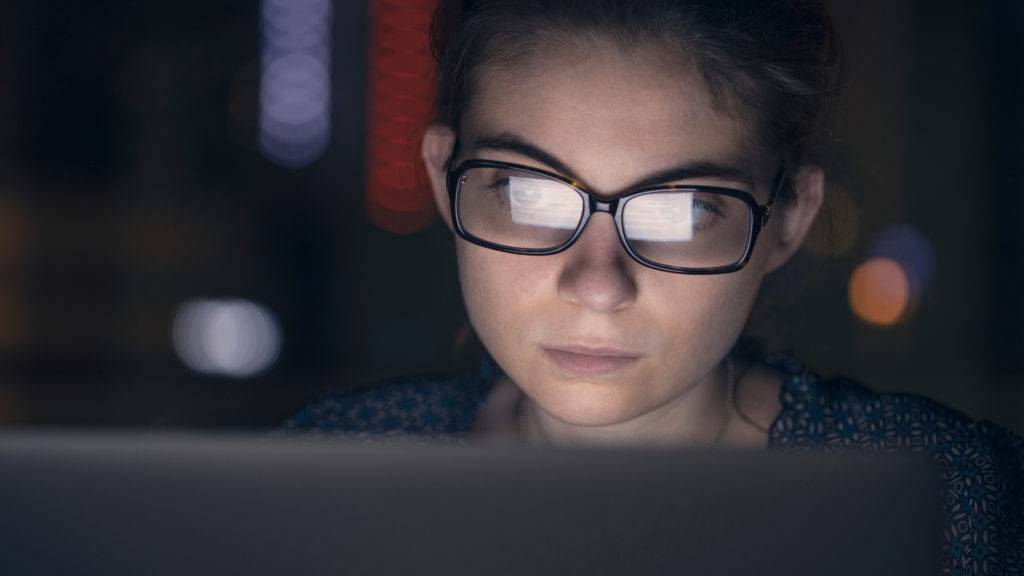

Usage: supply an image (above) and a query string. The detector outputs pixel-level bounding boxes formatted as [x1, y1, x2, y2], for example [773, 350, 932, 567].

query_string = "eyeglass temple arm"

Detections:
[758, 170, 787, 228]
[444, 138, 462, 189]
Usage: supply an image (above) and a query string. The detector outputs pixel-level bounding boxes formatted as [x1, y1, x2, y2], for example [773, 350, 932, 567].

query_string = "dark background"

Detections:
[0, 1, 1019, 434]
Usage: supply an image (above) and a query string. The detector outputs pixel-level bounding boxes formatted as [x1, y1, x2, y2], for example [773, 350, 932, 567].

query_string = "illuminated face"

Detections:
[425, 41, 817, 438]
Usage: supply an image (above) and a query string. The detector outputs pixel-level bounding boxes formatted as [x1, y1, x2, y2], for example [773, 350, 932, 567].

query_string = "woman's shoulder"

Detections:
[279, 361, 497, 440]
[766, 353, 1023, 575]
[767, 353, 1022, 457]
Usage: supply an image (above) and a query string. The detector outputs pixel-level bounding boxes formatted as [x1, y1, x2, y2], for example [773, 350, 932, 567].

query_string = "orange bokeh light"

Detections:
[848, 258, 911, 326]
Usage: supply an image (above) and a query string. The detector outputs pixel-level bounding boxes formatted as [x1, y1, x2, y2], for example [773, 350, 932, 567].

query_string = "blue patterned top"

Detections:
[282, 356, 1024, 575]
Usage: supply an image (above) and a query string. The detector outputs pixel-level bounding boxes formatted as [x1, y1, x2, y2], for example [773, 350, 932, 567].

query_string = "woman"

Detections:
[286, 0, 1022, 572]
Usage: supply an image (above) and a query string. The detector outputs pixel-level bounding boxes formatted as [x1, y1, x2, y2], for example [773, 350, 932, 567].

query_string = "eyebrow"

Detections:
[471, 133, 756, 191]
[472, 134, 577, 179]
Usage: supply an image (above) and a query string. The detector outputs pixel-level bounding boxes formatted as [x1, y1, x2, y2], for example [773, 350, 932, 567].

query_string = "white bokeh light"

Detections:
[172, 298, 282, 378]
[259, 0, 332, 168]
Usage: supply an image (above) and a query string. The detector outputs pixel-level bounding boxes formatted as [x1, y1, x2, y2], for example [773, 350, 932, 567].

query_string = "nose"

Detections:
[557, 213, 638, 313]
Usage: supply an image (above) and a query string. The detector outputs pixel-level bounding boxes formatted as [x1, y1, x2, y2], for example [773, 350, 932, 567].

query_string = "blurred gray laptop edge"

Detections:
[0, 431, 943, 575]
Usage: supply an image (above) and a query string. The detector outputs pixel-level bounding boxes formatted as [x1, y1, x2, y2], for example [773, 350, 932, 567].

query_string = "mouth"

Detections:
[542, 345, 643, 375]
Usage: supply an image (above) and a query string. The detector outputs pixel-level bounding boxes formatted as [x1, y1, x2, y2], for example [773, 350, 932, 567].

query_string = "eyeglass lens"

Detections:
[457, 165, 754, 270]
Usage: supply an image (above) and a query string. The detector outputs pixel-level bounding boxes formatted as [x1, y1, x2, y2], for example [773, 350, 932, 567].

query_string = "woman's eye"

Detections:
[692, 198, 724, 226]
[486, 177, 511, 192]
[487, 177, 550, 207]
[509, 183, 548, 208]
[485, 177, 513, 204]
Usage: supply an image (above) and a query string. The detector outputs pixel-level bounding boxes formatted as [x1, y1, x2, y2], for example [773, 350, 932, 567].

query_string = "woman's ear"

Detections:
[764, 164, 825, 273]
[421, 124, 457, 231]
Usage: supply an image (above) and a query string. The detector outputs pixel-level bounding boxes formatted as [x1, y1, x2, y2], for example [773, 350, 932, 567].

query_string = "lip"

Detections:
[542, 345, 643, 375]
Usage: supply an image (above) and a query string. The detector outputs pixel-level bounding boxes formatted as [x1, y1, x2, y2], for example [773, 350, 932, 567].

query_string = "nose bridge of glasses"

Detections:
[589, 196, 619, 215]
[582, 196, 630, 258]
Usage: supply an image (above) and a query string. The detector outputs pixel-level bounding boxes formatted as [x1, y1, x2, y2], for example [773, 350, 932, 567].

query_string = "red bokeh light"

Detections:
[365, 0, 438, 234]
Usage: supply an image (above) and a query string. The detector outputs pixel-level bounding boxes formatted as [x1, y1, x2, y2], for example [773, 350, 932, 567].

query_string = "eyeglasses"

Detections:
[447, 159, 785, 275]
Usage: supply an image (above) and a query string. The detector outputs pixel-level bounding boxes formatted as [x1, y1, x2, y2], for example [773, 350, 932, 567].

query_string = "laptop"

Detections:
[0, 431, 942, 575]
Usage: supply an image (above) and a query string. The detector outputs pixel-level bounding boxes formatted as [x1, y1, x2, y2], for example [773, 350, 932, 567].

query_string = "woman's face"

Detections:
[425, 41, 818, 432]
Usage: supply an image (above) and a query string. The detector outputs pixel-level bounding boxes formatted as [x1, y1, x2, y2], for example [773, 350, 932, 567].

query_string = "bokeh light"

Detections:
[259, 0, 333, 168]
[365, 0, 438, 234]
[172, 298, 282, 378]
[848, 258, 911, 326]
[868, 224, 936, 301]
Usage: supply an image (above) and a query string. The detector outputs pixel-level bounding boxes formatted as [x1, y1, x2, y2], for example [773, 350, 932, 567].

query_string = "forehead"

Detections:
[461, 41, 775, 193]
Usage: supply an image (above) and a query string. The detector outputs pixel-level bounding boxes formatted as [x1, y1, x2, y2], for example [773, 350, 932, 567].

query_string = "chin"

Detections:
[531, 380, 648, 428]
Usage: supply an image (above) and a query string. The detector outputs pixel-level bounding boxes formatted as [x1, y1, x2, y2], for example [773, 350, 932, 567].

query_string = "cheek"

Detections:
[456, 242, 549, 342]
[644, 268, 763, 355]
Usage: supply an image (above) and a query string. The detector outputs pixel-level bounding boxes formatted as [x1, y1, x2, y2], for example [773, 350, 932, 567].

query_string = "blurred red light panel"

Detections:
[365, 0, 438, 234]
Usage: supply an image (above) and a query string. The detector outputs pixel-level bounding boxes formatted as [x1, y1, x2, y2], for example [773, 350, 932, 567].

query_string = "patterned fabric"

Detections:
[283, 372, 490, 441]
[282, 355, 1024, 575]
[765, 356, 1024, 575]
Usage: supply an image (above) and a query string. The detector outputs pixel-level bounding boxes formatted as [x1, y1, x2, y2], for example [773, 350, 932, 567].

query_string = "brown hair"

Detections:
[429, 0, 841, 177]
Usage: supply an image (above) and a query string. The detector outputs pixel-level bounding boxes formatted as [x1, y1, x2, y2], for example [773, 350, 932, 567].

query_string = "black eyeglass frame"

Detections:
[446, 159, 786, 275]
